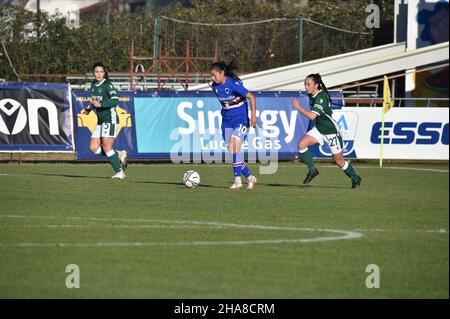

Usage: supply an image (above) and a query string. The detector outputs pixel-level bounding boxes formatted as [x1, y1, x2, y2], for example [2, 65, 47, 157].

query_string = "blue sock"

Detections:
[241, 163, 251, 178]
[232, 153, 243, 177]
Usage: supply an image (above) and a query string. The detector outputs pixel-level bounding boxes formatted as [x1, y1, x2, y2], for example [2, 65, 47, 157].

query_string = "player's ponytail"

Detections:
[92, 61, 109, 79]
[316, 74, 331, 102]
[210, 59, 241, 82]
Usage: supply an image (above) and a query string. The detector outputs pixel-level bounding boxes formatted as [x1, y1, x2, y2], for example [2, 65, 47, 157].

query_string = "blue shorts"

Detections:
[222, 121, 249, 144]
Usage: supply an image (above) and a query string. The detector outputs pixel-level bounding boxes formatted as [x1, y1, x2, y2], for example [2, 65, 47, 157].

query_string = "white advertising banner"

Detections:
[340, 107, 448, 160]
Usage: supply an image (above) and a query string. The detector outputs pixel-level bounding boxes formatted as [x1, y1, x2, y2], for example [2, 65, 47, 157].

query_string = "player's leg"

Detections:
[117, 149, 128, 171]
[228, 136, 243, 188]
[328, 133, 361, 189]
[89, 125, 104, 155]
[229, 124, 257, 190]
[100, 123, 124, 179]
[298, 129, 321, 184]
[222, 124, 241, 188]
[332, 152, 361, 188]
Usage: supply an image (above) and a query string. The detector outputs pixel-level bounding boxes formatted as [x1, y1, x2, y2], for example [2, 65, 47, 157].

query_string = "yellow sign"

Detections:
[77, 106, 132, 135]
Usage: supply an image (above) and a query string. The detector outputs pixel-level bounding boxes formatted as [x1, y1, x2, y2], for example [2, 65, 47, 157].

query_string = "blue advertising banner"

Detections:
[0, 82, 73, 152]
[133, 91, 309, 160]
[73, 90, 344, 160]
[72, 91, 136, 160]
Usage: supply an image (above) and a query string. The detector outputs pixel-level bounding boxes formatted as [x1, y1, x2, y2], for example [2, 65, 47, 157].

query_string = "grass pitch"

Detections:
[0, 162, 448, 298]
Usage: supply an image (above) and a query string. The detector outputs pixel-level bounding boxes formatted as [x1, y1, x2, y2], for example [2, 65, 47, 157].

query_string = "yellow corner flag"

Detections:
[380, 75, 393, 167]
[382, 75, 393, 113]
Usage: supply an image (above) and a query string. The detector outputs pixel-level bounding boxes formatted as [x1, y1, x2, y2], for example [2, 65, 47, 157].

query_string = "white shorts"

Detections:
[91, 123, 118, 139]
[306, 127, 343, 155]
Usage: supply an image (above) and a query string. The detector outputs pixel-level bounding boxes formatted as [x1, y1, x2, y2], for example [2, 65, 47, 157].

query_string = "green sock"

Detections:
[106, 150, 122, 173]
[343, 162, 358, 180]
[94, 147, 106, 156]
[299, 148, 316, 172]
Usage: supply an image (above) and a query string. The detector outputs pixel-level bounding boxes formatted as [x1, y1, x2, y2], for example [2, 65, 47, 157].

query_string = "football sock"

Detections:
[299, 148, 317, 172]
[106, 150, 122, 173]
[94, 147, 106, 156]
[232, 153, 243, 177]
[342, 161, 358, 180]
[241, 162, 251, 178]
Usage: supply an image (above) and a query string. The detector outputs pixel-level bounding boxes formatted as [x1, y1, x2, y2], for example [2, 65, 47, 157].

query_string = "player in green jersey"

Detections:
[84, 62, 128, 179]
[291, 73, 361, 189]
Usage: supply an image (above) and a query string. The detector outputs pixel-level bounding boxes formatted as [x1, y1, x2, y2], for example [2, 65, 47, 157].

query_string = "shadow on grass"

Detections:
[28, 173, 350, 190]
[265, 183, 349, 190]
[28, 172, 111, 179]
[131, 180, 223, 189]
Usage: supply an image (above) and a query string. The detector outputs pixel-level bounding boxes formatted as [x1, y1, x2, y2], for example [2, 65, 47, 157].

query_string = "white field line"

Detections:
[1, 215, 447, 234]
[1, 223, 447, 234]
[0, 214, 362, 248]
[353, 228, 448, 234]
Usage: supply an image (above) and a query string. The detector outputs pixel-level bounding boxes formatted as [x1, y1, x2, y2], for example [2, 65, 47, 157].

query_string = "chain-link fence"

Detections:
[1, 6, 373, 83]
[159, 16, 373, 74]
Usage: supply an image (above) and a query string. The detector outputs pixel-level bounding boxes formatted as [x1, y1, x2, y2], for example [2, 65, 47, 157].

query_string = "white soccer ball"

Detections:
[182, 170, 200, 188]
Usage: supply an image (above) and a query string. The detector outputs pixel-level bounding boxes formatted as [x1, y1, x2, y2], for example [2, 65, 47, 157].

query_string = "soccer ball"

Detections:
[182, 170, 200, 188]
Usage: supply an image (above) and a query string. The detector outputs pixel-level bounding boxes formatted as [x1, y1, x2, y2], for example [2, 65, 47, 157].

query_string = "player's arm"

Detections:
[246, 92, 257, 128]
[291, 98, 318, 120]
[232, 81, 257, 128]
[84, 83, 96, 113]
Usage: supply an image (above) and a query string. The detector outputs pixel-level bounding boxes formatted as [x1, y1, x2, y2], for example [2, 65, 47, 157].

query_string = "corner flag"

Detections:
[382, 75, 393, 113]
[380, 76, 394, 167]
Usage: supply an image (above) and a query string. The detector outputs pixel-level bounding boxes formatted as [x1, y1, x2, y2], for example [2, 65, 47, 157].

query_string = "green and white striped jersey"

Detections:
[309, 90, 340, 135]
[90, 79, 120, 124]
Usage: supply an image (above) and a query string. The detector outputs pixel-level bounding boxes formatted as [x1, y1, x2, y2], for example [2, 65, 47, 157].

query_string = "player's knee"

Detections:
[102, 146, 112, 153]
[228, 143, 238, 154]
[298, 141, 308, 150]
[334, 158, 345, 168]
[89, 145, 98, 153]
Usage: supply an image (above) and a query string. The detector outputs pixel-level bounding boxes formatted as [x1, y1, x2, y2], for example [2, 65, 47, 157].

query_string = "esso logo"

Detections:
[371, 122, 449, 145]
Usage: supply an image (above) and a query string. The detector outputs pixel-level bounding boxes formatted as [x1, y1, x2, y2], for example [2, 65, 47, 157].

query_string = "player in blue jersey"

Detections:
[210, 60, 258, 189]
[291, 73, 361, 188]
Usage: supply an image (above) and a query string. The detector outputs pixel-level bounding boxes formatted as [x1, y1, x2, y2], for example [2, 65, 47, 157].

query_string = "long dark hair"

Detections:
[210, 59, 241, 81]
[92, 61, 109, 79]
[306, 73, 330, 101]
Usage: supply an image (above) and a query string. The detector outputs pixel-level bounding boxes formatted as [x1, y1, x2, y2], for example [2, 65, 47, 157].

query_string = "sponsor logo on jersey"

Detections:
[314, 104, 324, 112]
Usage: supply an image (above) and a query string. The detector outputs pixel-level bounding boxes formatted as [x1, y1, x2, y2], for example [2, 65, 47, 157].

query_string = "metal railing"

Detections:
[336, 97, 449, 107]
[67, 73, 211, 91]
